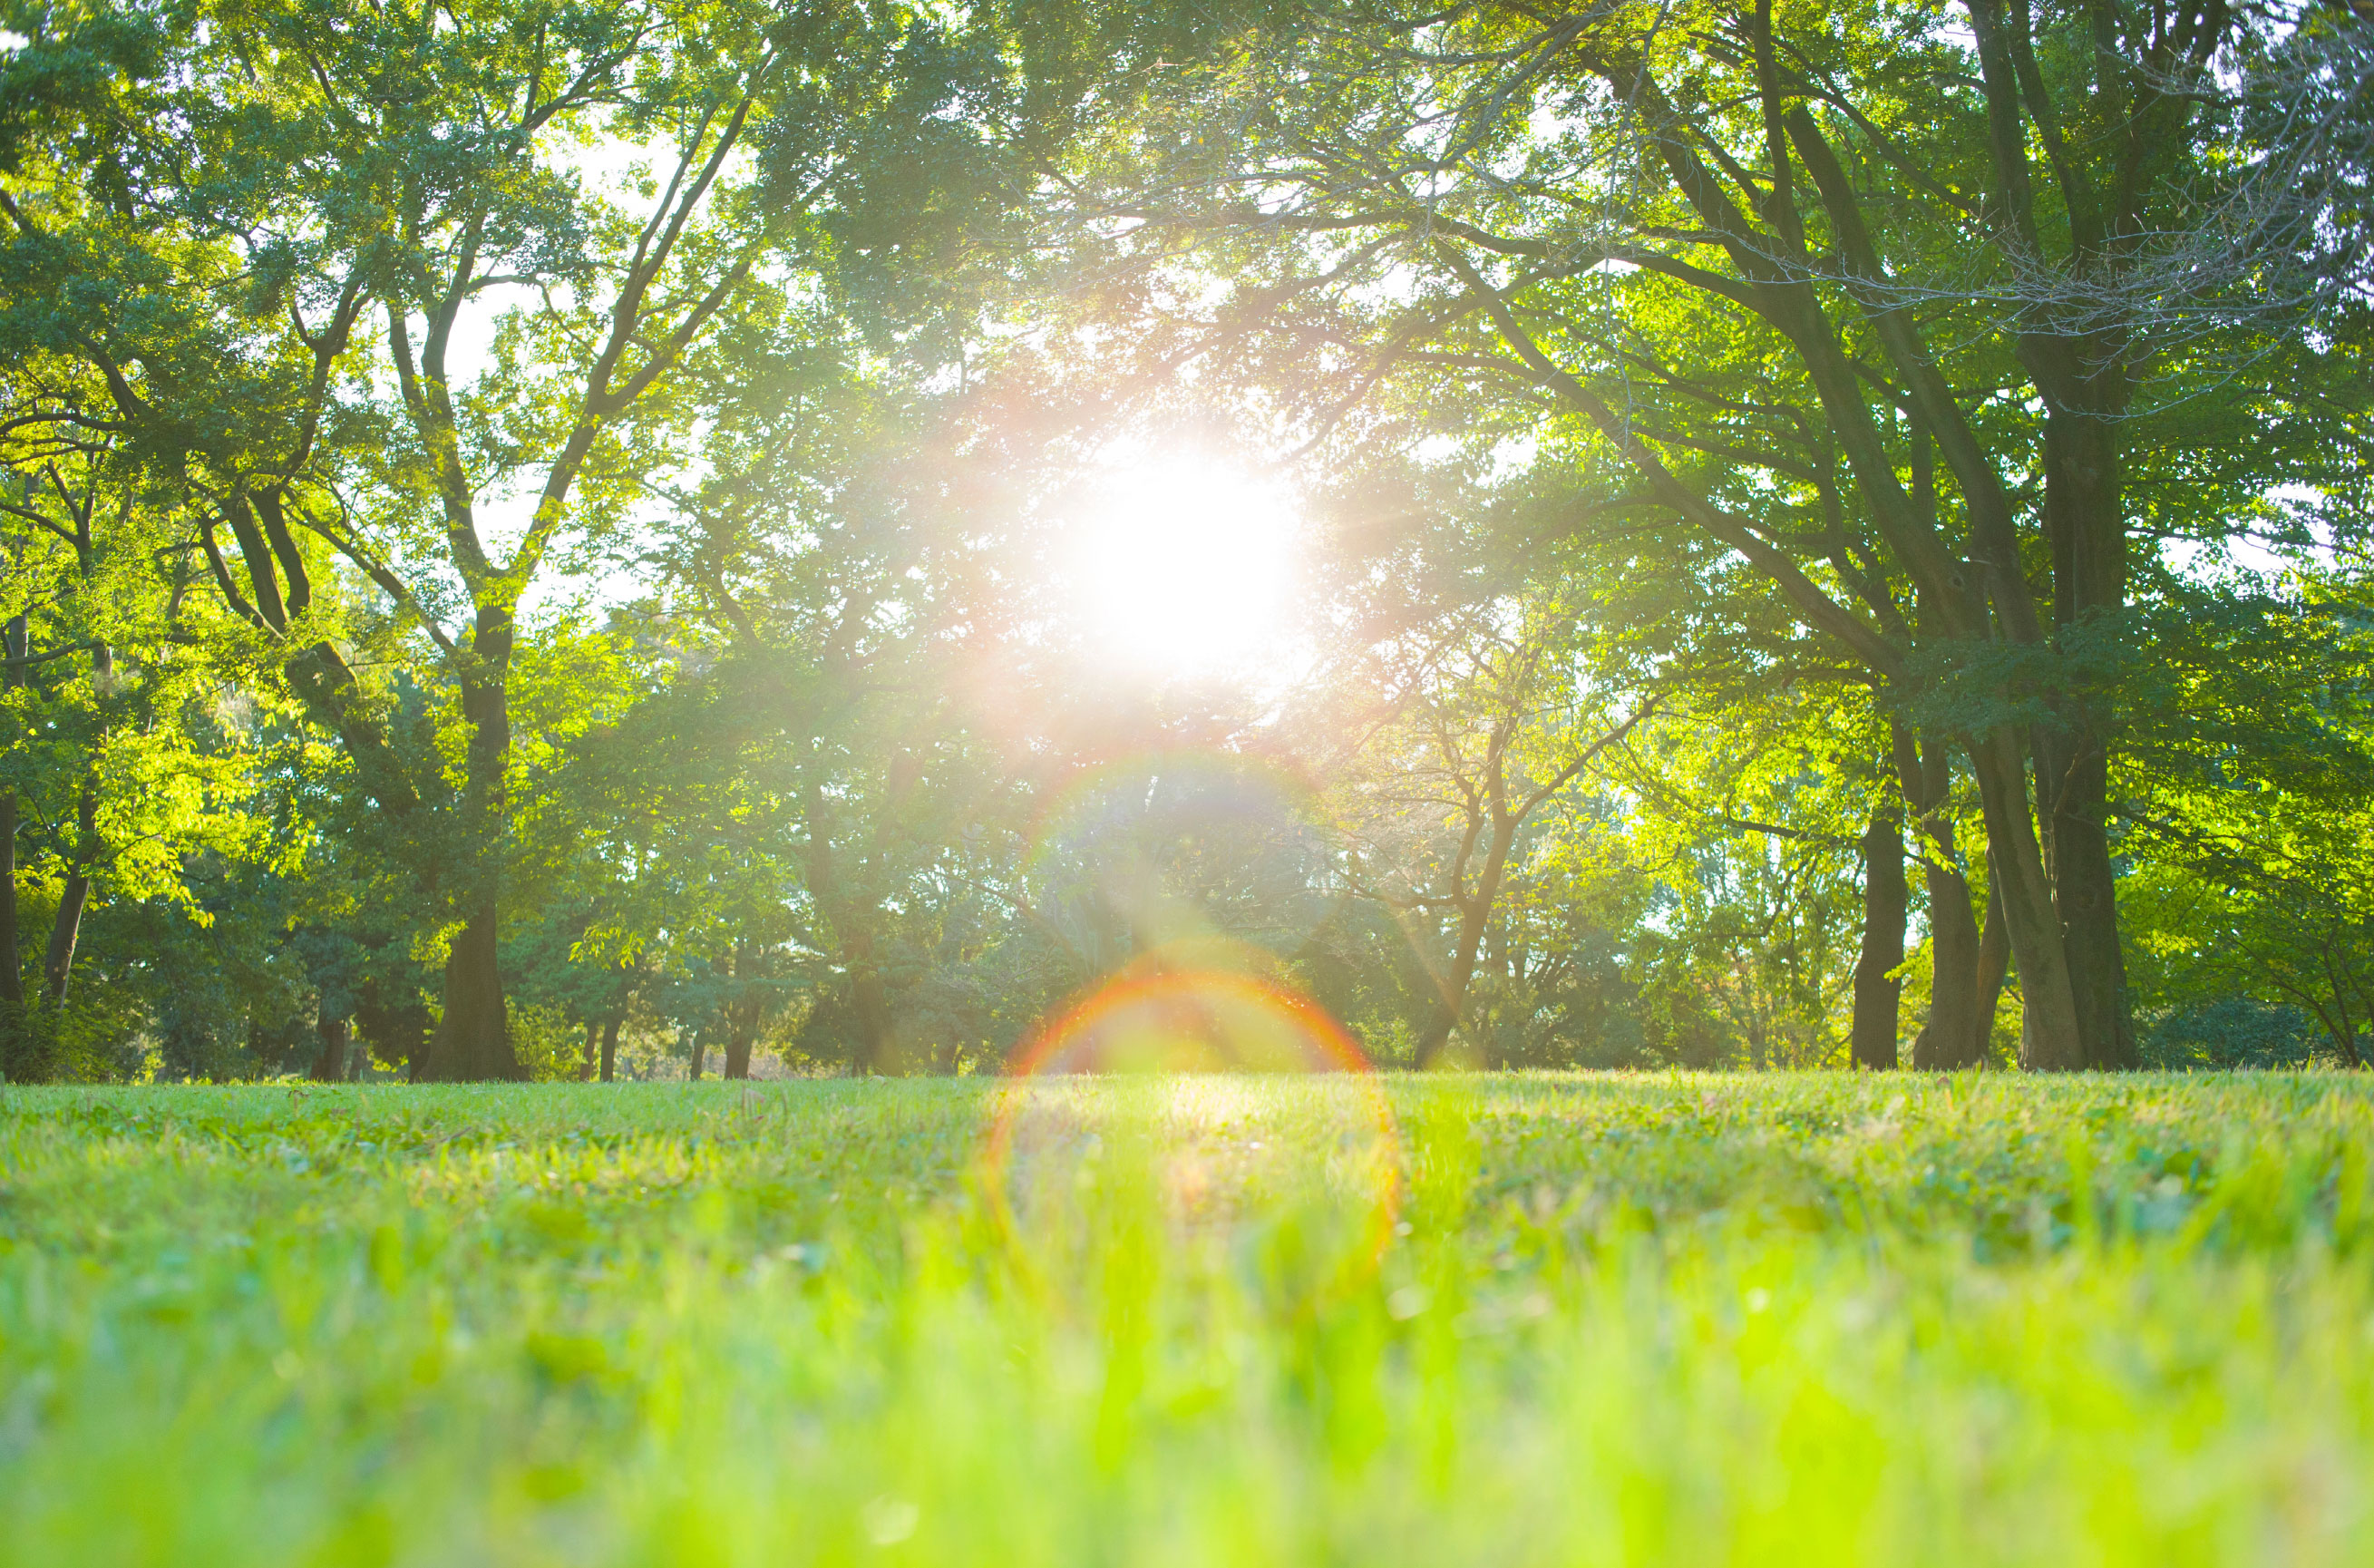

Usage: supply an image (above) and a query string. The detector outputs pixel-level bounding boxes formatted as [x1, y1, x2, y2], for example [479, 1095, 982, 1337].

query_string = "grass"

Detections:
[2, 1070, 2372, 1565]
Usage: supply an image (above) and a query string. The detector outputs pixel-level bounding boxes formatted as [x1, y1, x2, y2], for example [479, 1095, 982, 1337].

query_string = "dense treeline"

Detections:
[0, 0, 2369, 1081]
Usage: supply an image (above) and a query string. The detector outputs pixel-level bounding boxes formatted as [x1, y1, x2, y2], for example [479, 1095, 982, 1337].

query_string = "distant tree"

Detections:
[1321, 574, 1659, 1066]
[2116, 585, 2374, 1066]
[0, 416, 297, 1079]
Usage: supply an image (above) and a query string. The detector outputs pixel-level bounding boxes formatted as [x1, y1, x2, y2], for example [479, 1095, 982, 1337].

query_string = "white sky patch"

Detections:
[411, 119, 746, 621]
[2162, 533, 2301, 580]
[2160, 482, 2341, 581]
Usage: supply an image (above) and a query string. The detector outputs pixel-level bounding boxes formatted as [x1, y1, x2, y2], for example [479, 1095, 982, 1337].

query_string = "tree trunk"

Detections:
[845, 922, 898, 1072]
[1967, 728, 2087, 1069]
[355, 970, 430, 1080]
[0, 615, 22, 1077]
[1974, 871, 2010, 1061]
[39, 641, 108, 1016]
[1959, 0, 2144, 1066]
[1416, 809, 1516, 1069]
[2036, 722, 2132, 1067]
[599, 1015, 620, 1082]
[687, 1026, 705, 1081]
[414, 628, 517, 1082]
[1415, 893, 1489, 1068]
[2033, 375, 2137, 1073]
[724, 938, 762, 1079]
[802, 777, 898, 1073]
[1912, 861, 1983, 1070]
[416, 901, 517, 1081]
[1851, 809, 1906, 1068]
[42, 794, 95, 1008]
[2341, 959, 2373, 1069]
[308, 1014, 351, 1082]
[42, 875, 92, 1006]
[1896, 730, 1984, 1070]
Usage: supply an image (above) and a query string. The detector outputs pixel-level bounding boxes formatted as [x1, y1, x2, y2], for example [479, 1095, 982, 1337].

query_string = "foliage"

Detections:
[2137, 996, 2328, 1070]
[0, 0, 2370, 1080]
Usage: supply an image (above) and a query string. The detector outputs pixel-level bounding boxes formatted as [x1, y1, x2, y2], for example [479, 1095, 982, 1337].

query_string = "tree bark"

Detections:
[2045, 775, 2131, 1066]
[724, 992, 747, 1082]
[2281, 956, 2366, 1067]
[686, 1025, 705, 1081]
[1912, 860, 1983, 1071]
[2035, 410, 2137, 1068]
[414, 618, 518, 1082]
[1416, 810, 1517, 1070]
[1974, 869, 2011, 1061]
[42, 845, 92, 1007]
[308, 1014, 351, 1082]
[1415, 895, 1485, 1068]
[724, 940, 761, 1079]
[844, 928, 893, 1073]
[1851, 809, 1906, 1069]
[0, 615, 22, 1077]
[599, 1014, 620, 1082]
[42, 792, 96, 1008]
[1896, 731, 1986, 1069]
[416, 901, 517, 1080]
[1967, 728, 2087, 1069]
[355, 969, 430, 1080]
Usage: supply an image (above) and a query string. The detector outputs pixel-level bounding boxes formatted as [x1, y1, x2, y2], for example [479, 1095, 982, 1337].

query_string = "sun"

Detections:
[1067, 455, 1300, 677]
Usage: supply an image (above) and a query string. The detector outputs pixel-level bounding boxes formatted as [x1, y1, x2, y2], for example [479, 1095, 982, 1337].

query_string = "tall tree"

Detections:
[0, 0, 1049, 1075]
[1062, 0, 2362, 1066]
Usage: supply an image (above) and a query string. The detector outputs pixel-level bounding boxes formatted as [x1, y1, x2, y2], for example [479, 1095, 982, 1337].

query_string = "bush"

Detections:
[508, 1000, 588, 1082]
[2138, 995, 2325, 1069]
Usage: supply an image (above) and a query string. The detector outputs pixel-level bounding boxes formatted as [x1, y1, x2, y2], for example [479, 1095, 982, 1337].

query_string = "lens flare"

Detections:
[1003, 968, 1368, 1076]
[1020, 748, 1340, 963]
[978, 966, 1402, 1322]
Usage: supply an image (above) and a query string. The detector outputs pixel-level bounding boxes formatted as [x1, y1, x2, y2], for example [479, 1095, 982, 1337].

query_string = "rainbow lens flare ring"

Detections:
[978, 966, 1403, 1322]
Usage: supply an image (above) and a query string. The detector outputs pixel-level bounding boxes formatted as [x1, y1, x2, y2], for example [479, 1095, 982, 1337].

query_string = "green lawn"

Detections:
[2, 1072, 2370, 1565]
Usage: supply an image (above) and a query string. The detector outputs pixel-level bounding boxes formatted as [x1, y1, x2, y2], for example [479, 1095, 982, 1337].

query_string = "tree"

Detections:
[2116, 580, 2374, 1065]
[0, 0, 1081, 1076]
[0, 415, 293, 1079]
[1322, 574, 1659, 1066]
[1059, 0, 2368, 1067]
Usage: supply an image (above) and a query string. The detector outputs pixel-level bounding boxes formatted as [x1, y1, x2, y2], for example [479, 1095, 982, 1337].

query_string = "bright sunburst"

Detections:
[1068, 456, 1299, 677]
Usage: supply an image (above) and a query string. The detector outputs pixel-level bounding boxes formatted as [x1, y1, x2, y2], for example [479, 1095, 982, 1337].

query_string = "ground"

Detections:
[1, 1072, 2369, 1565]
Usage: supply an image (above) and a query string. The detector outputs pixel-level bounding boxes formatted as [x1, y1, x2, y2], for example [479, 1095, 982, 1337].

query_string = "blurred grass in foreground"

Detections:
[2, 1072, 2371, 1565]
